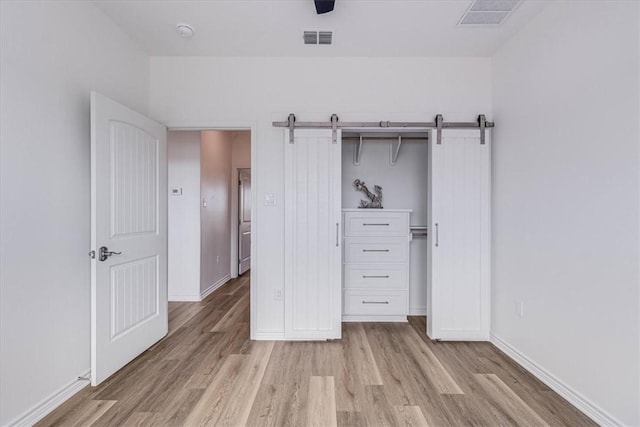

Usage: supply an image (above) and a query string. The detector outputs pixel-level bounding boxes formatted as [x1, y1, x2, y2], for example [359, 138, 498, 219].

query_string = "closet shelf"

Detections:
[343, 132, 429, 166]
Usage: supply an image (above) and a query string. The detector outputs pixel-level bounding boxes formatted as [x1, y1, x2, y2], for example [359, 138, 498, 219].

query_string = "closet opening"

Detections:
[341, 129, 431, 322]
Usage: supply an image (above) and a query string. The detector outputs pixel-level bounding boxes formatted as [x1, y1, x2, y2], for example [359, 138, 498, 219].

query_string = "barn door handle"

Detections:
[435, 223, 439, 247]
[336, 223, 339, 247]
[99, 246, 122, 262]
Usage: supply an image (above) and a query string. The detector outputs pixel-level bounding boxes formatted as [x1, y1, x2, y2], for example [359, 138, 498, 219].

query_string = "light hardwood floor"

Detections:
[38, 274, 595, 426]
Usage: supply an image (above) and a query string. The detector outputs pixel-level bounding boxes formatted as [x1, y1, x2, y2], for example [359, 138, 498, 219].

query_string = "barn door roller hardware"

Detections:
[276, 114, 494, 144]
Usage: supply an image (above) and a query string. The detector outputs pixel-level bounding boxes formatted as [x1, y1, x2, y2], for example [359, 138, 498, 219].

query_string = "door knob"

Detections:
[99, 246, 122, 262]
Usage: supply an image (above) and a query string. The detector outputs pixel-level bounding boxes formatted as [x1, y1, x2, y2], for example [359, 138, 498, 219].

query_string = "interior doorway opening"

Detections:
[167, 129, 252, 303]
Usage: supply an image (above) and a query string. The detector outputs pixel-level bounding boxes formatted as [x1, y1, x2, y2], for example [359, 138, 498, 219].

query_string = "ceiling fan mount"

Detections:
[314, 0, 335, 14]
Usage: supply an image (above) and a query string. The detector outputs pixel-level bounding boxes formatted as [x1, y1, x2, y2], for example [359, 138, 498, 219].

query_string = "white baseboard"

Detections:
[201, 274, 231, 300]
[253, 332, 285, 340]
[342, 315, 408, 322]
[169, 274, 231, 302]
[168, 294, 201, 302]
[408, 308, 427, 316]
[6, 370, 91, 427]
[490, 333, 623, 427]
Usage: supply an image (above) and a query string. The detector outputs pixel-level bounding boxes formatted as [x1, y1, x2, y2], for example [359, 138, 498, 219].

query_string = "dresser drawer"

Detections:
[344, 211, 409, 237]
[344, 237, 408, 263]
[344, 264, 407, 289]
[344, 290, 407, 315]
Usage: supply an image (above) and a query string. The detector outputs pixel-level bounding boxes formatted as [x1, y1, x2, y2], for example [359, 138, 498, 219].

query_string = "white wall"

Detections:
[0, 1, 149, 425]
[342, 139, 428, 314]
[200, 131, 233, 293]
[150, 57, 491, 335]
[168, 130, 201, 300]
[230, 131, 251, 278]
[491, 2, 639, 425]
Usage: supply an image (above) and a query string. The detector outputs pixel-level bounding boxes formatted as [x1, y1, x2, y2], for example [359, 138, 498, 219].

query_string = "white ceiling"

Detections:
[93, 0, 549, 57]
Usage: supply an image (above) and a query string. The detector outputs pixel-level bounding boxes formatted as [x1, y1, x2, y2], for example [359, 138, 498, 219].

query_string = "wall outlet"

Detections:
[274, 289, 283, 301]
[516, 301, 524, 318]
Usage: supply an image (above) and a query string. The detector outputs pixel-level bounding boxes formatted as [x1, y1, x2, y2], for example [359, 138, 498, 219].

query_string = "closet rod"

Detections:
[342, 136, 427, 141]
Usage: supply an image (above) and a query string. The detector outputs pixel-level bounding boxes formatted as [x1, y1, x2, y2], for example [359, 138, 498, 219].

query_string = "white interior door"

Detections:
[91, 92, 168, 385]
[284, 129, 342, 340]
[427, 129, 490, 341]
[238, 168, 251, 275]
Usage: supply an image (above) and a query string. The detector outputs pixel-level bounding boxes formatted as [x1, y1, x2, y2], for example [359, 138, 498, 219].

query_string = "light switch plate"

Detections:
[264, 193, 277, 206]
[170, 188, 183, 196]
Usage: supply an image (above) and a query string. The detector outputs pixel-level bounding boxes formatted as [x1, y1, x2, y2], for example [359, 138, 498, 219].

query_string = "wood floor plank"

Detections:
[474, 373, 550, 427]
[362, 323, 470, 426]
[211, 291, 250, 332]
[362, 385, 397, 426]
[307, 376, 338, 427]
[119, 412, 157, 426]
[36, 399, 116, 427]
[361, 323, 416, 407]
[38, 277, 596, 427]
[182, 354, 247, 426]
[167, 301, 206, 336]
[183, 332, 237, 389]
[399, 326, 464, 395]
[336, 411, 366, 427]
[261, 342, 314, 386]
[67, 400, 116, 427]
[247, 382, 308, 427]
[343, 323, 383, 385]
[394, 405, 430, 427]
[216, 340, 275, 426]
[439, 393, 514, 426]
[157, 388, 205, 426]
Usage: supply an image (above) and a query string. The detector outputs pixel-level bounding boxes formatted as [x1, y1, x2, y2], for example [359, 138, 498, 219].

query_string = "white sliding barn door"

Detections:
[91, 92, 168, 385]
[427, 129, 490, 341]
[284, 129, 342, 340]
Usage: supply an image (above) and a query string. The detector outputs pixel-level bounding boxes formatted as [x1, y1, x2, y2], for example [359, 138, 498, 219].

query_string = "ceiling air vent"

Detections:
[303, 30, 333, 45]
[303, 31, 318, 45]
[459, 0, 521, 25]
[318, 31, 332, 45]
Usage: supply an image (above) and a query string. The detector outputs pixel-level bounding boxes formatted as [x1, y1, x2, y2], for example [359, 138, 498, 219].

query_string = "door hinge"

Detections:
[88, 250, 96, 259]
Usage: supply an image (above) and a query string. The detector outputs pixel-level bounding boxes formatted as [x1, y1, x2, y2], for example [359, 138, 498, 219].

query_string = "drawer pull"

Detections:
[362, 301, 389, 304]
[362, 249, 389, 252]
[362, 275, 389, 279]
[363, 223, 390, 226]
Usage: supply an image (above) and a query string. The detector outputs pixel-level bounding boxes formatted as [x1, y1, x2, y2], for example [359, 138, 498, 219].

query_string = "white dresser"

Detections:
[342, 209, 411, 322]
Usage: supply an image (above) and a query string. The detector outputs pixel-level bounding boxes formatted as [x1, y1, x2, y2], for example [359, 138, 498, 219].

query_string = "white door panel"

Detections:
[91, 92, 168, 385]
[427, 129, 490, 341]
[284, 129, 342, 340]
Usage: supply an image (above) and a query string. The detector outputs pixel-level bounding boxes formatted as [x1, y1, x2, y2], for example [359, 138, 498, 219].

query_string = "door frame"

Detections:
[167, 120, 258, 340]
[236, 167, 251, 276]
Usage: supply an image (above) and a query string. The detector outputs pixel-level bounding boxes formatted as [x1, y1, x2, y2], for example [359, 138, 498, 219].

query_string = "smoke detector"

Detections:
[176, 23, 195, 38]
[459, 0, 521, 25]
